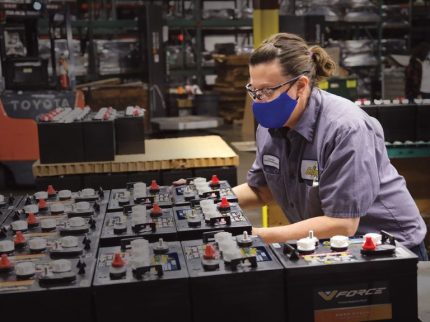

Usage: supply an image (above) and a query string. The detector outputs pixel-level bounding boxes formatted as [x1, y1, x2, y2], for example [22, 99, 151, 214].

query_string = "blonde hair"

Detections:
[250, 33, 336, 83]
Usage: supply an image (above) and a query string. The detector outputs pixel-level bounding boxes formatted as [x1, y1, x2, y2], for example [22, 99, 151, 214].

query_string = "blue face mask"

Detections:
[252, 92, 298, 129]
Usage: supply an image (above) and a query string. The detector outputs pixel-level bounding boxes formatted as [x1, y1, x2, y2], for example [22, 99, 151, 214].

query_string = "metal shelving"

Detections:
[165, 0, 252, 87]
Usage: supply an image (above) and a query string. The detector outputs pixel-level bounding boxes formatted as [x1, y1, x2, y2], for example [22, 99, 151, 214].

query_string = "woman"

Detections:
[233, 33, 428, 260]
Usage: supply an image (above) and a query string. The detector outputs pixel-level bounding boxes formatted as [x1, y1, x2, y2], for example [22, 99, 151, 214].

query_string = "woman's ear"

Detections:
[296, 76, 310, 98]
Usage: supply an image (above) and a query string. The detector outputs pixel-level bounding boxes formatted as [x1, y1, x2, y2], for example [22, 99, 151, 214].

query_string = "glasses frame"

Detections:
[245, 72, 309, 101]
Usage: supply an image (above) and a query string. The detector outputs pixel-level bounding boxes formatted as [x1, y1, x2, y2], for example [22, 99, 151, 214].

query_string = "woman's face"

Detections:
[248, 59, 311, 128]
[248, 59, 299, 103]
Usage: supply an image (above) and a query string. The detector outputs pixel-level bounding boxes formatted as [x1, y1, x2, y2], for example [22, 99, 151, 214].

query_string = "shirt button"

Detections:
[290, 202, 294, 208]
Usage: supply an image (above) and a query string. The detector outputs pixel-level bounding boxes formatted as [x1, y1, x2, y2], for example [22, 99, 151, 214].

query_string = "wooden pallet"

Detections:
[33, 136, 239, 177]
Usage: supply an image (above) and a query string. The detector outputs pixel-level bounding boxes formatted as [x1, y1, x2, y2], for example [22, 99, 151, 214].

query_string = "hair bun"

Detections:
[309, 46, 336, 82]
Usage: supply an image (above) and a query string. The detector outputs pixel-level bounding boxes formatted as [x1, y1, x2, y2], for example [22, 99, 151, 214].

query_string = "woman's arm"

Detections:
[252, 215, 360, 243]
[232, 183, 274, 210]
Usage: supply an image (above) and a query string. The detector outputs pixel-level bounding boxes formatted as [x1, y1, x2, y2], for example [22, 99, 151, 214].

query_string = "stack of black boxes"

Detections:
[37, 105, 146, 164]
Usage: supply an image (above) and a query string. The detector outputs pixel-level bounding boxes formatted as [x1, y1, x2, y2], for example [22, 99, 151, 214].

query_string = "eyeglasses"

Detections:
[245, 73, 308, 101]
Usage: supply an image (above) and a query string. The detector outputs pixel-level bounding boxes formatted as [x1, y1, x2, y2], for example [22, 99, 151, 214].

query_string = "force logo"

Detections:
[318, 287, 387, 301]
[305, 165, 318, 178]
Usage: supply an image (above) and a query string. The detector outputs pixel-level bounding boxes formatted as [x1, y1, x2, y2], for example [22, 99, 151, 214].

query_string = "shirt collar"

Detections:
[291, 87, 322, 142]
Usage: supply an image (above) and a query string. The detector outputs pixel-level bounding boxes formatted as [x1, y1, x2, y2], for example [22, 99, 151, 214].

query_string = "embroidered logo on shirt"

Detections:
[301, 160, 319, 181]
[263, 155, 280, 170]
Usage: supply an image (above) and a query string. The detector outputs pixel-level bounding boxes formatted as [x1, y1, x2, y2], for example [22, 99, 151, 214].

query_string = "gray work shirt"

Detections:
[247, 88, 426, 248]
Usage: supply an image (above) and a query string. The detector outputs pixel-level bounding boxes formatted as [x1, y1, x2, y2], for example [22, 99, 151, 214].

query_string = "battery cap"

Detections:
[38, 198, 47, 210]
[362, 236, 376, 251]
[61, 236, 79, 248]
[24, 204, 38, 214]
[150, 180, 160, 192]
[35, 191, 48, 200]
[29, 237, 47, 251]
[204, 244, 216, 259]
[214, 231, 233, 244]
[363, 233, 382, 245]
[41, 218, 56, 230]
[219, 197, 230, 209]
[52, 259, 72, 273]
[297, 237, 316, 252]
[50, 203, 65, 214]
[330, 235, 349, 249]
[150, 203, 162, 217]
[27, 213, 38, 225]
[47, 185, 56, 196]
[0, 254, 12, 269]
[112, 253, 125, 268]
[11, 220, 28, 232]
[15, 262, 35, 277]
[58, 190, 72, 200]
[0, 240, 14, 253]
[14, 231, 26, 245]
[68, 217, 86, 227]
[209, 175, 220, 187]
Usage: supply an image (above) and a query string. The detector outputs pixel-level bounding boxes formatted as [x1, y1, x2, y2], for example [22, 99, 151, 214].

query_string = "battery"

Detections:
[114, 108, 145, 155]
[171, 177, 238, 206]
[416, 103, 430, 141]
[377, 103, 416, 142]
[37, 107, 91, 164]
[0, 194, 23, 214]
[107, 184, 172, 213]
[0, 254, 95, 322]
[100, 206, 177, 246]
[182, 233, 285, 322]
[270, 232, 418, 322]
[93, 240, 191, 322]
[193, 166, 238, 187]
[173, 200, 252, 241]
[82, 110, 116, 162]
[1, 190, 109, 259]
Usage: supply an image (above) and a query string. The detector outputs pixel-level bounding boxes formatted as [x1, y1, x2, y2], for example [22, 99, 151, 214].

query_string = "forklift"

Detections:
[0, 1, 84, 188]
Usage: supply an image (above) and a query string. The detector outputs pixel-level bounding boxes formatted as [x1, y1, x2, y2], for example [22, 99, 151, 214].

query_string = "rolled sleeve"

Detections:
[247, 127, 267, 188]
[247, 151, 267, 188]
[320, 121, 380, 218]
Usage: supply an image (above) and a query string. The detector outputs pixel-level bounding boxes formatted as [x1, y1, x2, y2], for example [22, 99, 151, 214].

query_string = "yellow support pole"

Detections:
[262, 205, 269, 228]
[253, 9, 279, 48]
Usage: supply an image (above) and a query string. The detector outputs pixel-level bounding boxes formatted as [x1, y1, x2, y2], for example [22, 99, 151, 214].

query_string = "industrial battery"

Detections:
[1, 206, 100, 260]
[270, 231, 418, 322]
[171, 176, 238, 206]
[376, 99, 417, 142]
[114, 106, 146, 155]
[416, 100, 430, 141]
[93, 238, 191, 322]
[82, 107, 116, 162]
[0, 193, 23, 219]
[182, 232, 285, 322]
[37, 107, 89, 164]
[100, 204, 177, 246]
[173, 198, 252, 241]
[107, 180, 172, 212]
[0, 186, 109, 259]
[0, 253, 96, 322]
